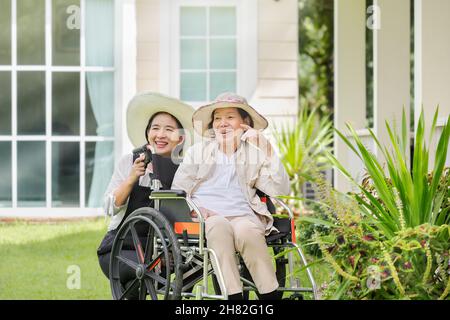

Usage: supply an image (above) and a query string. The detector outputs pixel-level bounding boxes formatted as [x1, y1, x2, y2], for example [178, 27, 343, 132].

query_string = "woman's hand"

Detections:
[128, 153, 147, 184]
[190, 207, 219, 221]
[239, 124, 273, 156]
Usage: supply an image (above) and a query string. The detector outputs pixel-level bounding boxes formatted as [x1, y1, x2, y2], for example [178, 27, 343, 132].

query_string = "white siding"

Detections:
[136, 0, 160, 92]
[251, 0, 298, 129]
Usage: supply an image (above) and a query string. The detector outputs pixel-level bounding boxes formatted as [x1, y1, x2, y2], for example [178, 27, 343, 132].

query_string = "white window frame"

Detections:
[0, 0, 121, 217]
[160, 0, 257, 107]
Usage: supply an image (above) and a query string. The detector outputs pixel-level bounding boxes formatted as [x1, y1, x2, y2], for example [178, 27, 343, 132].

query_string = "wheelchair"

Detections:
[109, 155, 318, 300]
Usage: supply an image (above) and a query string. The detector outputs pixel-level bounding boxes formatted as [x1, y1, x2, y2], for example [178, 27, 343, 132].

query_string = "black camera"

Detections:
[132, 144, 152, 168]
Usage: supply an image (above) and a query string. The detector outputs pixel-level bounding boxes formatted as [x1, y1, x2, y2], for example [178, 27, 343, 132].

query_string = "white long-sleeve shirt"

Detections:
[103, 153, 153, 231]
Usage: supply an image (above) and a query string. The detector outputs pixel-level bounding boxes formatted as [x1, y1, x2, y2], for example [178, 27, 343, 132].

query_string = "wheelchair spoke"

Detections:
[116, 255, 139, 271]
[145, 250, 164, 271]
[144, 227, 155, 264]
[130, 224, 145, 264]
[145, 242, 172, 270]
[144, 278, 158, 300]
[145, 270, 168, 285]
[139, 280, 147, 300]
[119, 278, 139, 300]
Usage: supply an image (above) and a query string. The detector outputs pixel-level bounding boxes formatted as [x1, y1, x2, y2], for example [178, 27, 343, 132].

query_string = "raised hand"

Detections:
[239, 124, 273, 156]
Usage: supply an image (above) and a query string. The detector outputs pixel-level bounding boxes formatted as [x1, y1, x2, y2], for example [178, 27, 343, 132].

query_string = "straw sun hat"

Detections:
[126, 92, 195, 148]
[192, 92, 268, 137]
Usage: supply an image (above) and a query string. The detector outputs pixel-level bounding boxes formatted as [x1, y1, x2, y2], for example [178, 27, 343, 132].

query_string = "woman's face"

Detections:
[212, 107, 247, 144]
[147, 113, 184, 157]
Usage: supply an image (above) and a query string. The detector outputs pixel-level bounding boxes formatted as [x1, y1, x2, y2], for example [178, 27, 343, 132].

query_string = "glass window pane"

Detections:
[17, 71, 45, 134]
[17, 0, 45, 65]
[86, 72, 114, 136]
[52, 0, 80, 66]
[0, 142, 12, 207]
[210, 7, 236, 36]
[52, 72, 80, 135]
[85, 0, 114, 67]
[210, 39, 236, 69]
[180, 72, 206, 101]
[18, 141, 46, 207]
[0, 72, 11, 134]
[181, 39, 206, 69]
[85, 141, 113, 207]
[52, 142, 79, 207]
[210, 72, 236, 100]
[180, 7, 206, 36]
[0, 0, 11, 65]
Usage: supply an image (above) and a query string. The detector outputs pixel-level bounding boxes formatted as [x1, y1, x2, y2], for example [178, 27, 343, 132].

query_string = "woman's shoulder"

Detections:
[118, 153, 133, 165]
[113, 153, 134, 174]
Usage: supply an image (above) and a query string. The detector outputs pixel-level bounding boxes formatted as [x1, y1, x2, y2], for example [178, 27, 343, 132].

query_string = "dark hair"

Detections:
[207, 108, 254, 130]
[145, 111, 184, 143]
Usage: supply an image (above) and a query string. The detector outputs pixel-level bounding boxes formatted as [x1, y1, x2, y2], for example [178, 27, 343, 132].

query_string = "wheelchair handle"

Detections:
[270, 197, 295, 220]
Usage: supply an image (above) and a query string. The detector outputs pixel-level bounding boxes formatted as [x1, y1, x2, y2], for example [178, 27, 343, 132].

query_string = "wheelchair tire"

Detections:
[110, 207, 183, 300]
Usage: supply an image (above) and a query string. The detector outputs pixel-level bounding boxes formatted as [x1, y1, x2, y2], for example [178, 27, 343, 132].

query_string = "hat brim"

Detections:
[127, 92, 195, 148]
[192, 101, 269, 137]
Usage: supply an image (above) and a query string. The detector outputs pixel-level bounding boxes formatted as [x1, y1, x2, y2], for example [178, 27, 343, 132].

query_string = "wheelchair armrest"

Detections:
[150, 189, 186, 198]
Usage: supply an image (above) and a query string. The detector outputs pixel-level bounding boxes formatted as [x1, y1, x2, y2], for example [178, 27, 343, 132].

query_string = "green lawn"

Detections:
[0, 219, 111, 299]
[0, 219, 330, 300]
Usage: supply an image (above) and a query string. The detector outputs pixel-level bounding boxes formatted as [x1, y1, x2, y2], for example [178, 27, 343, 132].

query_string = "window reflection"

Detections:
[52, 0, 80, 66]
[18, 141, 46, 207]
[0, 142, 12, 207]
[0, 0, 11, 65]
[52, 72, 80, 135]
[17, 71, 46, 135]
[17, 0, 45, 65]
[52, 142, 79, 207]
[0, 72, 11, 134]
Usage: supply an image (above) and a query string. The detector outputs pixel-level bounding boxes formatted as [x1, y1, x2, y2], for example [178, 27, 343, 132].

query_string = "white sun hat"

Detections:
[192, 92, 268, 137]
[126, 92, 195, 147]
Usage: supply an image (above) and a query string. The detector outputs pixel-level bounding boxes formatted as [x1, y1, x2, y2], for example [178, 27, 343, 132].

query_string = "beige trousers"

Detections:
[205, 214, 279, 296]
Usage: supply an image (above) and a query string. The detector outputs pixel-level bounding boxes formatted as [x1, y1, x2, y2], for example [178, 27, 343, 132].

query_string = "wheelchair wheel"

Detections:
[110, 207, 183, 300]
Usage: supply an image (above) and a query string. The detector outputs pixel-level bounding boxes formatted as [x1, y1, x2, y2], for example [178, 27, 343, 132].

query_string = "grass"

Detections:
[0, 219, 330, 300]
[0, 218, 111, 299]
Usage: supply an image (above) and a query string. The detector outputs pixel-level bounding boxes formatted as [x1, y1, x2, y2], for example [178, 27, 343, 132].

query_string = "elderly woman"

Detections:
[172, 92, 290, 300]
[97, 92, 194, 299]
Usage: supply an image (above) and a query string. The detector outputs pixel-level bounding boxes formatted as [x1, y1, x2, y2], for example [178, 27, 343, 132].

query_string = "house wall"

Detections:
[415, 0, 450, 166]
[136, 0, 160, 93]
[135, 0, 299, 132]
[335, 0, 449, 193]
[252, 0, 299, 130]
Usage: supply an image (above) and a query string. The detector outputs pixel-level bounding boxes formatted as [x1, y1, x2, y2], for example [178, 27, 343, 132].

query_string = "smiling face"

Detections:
[146, 112, 184, 157]
[211, 107, 249, 145]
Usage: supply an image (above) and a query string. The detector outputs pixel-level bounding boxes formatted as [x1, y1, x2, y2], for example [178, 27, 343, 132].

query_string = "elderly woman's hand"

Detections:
[190, 207, 219, 221]
[239, 124, 273, 156]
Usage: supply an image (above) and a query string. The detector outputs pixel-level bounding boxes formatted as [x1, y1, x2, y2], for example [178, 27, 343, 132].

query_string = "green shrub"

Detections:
[304, 108, 450, 299]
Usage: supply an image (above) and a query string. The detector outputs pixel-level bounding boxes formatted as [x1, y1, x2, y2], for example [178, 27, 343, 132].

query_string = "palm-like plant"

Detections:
[328, 108, 450, 238]
[273, 107, 333, 205]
